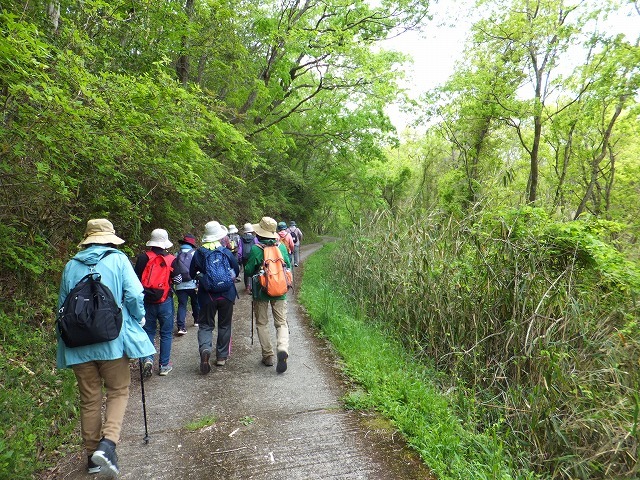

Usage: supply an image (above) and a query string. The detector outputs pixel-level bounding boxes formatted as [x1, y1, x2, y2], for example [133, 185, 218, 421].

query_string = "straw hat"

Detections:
[228, 224, 238, 234]
[202, 221, 228, 242]
[146, 229, 173, 249]
[243, 223, 255, 234]
[78, 219, 125, 247]
[252, 217, 278, 239]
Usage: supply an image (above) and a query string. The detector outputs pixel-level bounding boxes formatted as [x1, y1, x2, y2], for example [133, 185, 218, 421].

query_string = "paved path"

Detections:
[46, 242, 432, 479]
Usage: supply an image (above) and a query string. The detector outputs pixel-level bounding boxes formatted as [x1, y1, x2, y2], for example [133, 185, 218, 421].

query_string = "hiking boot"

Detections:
[91, 438, 118, 477]
[276, 351, 288, 373]
[294, 263, 299, 267]
[176, 328, 187, 336]
[87, 455, 101, 474]
[159, 363, 173, 376]
[215, 358, 227, 367]
[200, 350, 211, 374]
[262, 355, 274, 367]
[142, 359, 153, 379]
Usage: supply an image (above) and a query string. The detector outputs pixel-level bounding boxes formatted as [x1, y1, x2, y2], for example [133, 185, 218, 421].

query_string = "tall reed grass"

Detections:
[335, 207, 640, 478]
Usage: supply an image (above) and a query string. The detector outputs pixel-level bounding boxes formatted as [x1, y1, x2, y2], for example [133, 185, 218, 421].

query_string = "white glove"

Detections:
[139, 317, 146, 328]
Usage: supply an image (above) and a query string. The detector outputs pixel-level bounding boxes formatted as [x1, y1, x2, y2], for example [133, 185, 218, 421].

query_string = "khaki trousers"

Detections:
[254, 299, 289, 358]
[72, 356, 131, 452]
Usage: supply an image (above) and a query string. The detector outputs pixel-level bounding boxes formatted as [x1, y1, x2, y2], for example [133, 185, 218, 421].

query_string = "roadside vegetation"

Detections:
[300, 206, 640, 479]
[2, 0, 639, 478]
[300, 243, 534, 479]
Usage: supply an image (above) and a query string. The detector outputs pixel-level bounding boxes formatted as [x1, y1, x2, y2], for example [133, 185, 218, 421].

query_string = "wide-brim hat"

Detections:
[202, 221, 228, 242]
[252, 216, 278, 240]
[243, 223, 255, 234]
[146, 228, 173, 249]
[228, 224, 238, 234]
[178, 234, 197, 248]
[78, 219, 125, 247]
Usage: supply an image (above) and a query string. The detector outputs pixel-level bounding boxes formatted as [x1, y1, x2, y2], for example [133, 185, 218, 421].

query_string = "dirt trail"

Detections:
[46, 242, 432, 479]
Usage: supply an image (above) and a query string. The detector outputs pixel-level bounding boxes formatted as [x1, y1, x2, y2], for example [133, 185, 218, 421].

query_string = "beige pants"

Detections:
[72, 356, 131, 452]
[254, 299, 289, 358]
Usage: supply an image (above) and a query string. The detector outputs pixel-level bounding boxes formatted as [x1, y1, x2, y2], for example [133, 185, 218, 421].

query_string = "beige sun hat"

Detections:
[228, 224, 238, 234]
[243, 222, 255, 234]
[202, 221, 229, 242]
[78, 219, 125, 247]
[252, 216, 278, 240]
[146, 228, 173, 249]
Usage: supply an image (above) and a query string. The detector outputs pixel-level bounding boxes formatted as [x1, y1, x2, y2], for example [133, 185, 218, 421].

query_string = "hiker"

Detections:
[240, 222, 258, 294]
[134, 229, 179, 377]
[277, 221, 295, 264]
[245, 216, 292, 373]
[189, 221, 240, 373]
[56, 219, 155, 476]
[288, 220, 303, 267]
[227, 224, 242, 281]
[173, 234, 200, 334]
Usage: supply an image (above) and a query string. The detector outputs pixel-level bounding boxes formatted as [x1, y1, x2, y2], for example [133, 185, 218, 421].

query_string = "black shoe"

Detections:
[200, 350, 211, 374]
[91, 438, 119, 477]
[142, 359, 153, 379]
[87, 455, 101, 474]
[276, 351, 288, 373]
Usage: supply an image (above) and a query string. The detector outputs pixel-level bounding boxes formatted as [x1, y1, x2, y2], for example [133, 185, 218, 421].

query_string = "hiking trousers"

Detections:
[254, 299, 288, 359]
[176, 288, 200, 329]
[197, 297, 234, 360]
[72, 356, 130, 453]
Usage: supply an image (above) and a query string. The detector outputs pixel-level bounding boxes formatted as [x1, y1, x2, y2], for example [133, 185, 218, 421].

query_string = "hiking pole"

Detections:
[138, 359, 150, 444]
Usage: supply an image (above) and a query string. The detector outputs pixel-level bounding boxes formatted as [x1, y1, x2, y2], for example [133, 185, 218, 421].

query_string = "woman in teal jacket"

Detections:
[56, 219, 155, 476]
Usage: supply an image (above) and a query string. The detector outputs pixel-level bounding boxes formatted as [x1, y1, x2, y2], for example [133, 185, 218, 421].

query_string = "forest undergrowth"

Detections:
[330, 207, 640, 479]
[299, 243, 534, 480]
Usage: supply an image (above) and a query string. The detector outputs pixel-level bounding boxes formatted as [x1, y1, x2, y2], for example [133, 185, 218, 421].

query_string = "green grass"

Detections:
[0, 308, 79, 479]
[299, 243, 537, 480]
[184, 414, 218, 431]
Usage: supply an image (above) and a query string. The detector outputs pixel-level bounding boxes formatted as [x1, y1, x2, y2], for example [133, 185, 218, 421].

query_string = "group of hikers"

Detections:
[55, 216, 304, 477]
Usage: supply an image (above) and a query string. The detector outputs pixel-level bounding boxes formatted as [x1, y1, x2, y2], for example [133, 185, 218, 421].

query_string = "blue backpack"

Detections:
[199, 247, 234, 293]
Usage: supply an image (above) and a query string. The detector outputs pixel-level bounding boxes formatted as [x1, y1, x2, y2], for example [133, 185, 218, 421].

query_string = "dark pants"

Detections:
[176, 288, 200, 330]
[242, 259, 251, 289]
[197, 298, 234, 361]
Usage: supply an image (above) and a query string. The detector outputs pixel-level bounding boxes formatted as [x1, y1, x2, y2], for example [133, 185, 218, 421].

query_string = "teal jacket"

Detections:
[56, 245, 156, 369]
[244, 239, 292, 301]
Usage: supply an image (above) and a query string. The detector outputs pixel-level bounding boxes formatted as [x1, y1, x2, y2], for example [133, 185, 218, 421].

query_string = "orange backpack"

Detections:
[257, 244, 293, 297]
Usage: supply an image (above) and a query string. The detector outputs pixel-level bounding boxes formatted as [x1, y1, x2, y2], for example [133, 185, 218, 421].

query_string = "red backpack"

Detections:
[257, 244, 293, 297]
[141, 251, 175, 303]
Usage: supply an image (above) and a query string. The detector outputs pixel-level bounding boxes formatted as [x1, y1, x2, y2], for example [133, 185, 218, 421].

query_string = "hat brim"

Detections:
[202, 226, 228, 243]
[79, 233, 125, 247]
[252, 223, 278, 239]
[146, 239, 173, 249]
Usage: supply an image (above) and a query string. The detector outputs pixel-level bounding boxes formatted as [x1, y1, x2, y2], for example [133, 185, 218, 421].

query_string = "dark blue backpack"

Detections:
[199, 247, 234, 293]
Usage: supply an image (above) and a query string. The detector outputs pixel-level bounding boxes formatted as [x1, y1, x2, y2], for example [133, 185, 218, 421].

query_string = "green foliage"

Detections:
[0, 310, 78, 478]
[333, 208, 640, 479]
[299, 244, 530, 479]
[184, 414, 218, 431]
